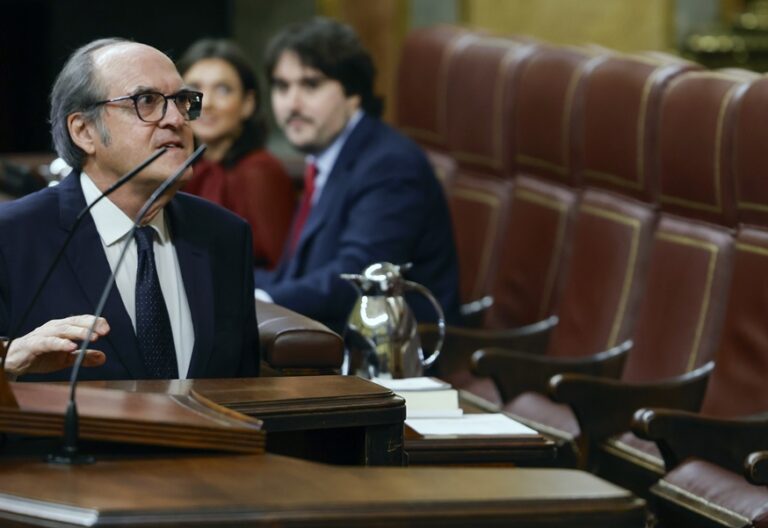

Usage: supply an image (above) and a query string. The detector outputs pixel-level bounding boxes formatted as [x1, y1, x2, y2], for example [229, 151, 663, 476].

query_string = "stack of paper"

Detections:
[371, 377, 463, 418]
[406, 413, 538, 436]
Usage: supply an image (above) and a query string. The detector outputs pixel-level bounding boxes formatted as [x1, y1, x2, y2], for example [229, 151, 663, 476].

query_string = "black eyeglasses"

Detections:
[90, 90, 203, 123]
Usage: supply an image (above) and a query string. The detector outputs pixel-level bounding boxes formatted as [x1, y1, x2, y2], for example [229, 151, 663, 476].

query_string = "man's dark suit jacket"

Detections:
[0, 172, 260, 381]
[255, 114, 461, 335]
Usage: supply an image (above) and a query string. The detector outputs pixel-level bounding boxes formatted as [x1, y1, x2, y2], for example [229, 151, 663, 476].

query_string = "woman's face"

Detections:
[183, 58, 255, 146]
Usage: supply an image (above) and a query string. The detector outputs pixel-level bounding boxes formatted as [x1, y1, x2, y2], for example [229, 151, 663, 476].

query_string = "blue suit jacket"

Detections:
[255, 114, 461, 334]
[0, 173, 259, 381]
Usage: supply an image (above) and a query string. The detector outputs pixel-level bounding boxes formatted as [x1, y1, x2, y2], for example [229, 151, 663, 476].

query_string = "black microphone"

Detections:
[1, 147, 169, 371]
[47, 144, 206, 465]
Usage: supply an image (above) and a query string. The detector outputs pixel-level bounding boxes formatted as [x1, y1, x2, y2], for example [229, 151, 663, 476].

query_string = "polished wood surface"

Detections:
[0, 451, 645, 527]
[405, 390, 557, 466]
[80, 376, 406, 466]
[0, 342, 264, 453]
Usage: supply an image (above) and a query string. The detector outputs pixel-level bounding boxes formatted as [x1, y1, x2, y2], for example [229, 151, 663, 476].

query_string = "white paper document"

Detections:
[406, 413, 538, 436]
[370, 377, 451, 392]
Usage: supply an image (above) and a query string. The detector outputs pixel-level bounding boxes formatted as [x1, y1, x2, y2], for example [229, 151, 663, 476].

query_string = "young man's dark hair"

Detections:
[264, 17, 383, 117]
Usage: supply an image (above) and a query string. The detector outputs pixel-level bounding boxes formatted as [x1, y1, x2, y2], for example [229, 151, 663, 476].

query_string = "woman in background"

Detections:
[178, 39, 295, 269]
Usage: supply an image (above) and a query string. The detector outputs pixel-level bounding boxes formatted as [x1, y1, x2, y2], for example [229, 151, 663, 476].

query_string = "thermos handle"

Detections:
[403, 280, 445, 369]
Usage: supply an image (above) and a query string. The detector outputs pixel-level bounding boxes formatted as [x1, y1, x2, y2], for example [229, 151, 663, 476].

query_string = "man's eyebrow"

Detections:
[128, 85, 159, 96]
[127, 85, 193, 96]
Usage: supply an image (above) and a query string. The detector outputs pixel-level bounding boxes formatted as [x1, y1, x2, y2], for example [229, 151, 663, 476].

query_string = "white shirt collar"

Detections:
[307, 109, 364, 178]
[80, 172, 170, 247]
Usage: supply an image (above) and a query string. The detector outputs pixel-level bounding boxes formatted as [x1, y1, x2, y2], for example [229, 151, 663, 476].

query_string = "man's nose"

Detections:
[159, 99, 186, 128]
[285, 85, 303, 112]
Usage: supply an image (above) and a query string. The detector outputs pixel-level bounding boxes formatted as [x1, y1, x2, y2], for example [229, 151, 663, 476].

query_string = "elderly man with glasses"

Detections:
[0, 39, 260, 381]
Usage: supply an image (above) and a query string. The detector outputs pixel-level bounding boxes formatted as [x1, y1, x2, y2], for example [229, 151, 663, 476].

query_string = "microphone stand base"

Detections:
[45, 450, 95, 465]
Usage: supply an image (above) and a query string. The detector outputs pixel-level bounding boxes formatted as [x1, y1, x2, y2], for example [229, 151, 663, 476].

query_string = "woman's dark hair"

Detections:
[264, 17, 383, 117]
[177, 38, 267, 166]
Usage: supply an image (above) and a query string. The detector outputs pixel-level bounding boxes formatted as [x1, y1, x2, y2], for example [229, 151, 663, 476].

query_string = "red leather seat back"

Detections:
[623, 72, 752, 382]
[395, 25, 471, 151]
[573, 55, 698, 203]
[444, 35, 537, 179]
[484, 46, 594, 328]
[445, 174, 513, 306]
[544, 55, 691, 357]
[700, 77, 768, 416]
[546, 189, 657, 357]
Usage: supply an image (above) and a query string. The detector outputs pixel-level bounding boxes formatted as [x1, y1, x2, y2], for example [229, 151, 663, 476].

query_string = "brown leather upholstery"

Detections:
[506, 68, 743, 473]
[446, 174, 513, 306]
[444, 35, 537, 178]
[574, 55, 699, 203]
[484, 46, 595, 328]
[395, 25, 473, 151]
[657, 72, 748, 226]
[256, 300, 344, 372]
[545, 190, 657, 358]
[594, 72, 753, 494]
[734, 76, 768, 228]
[645, 78, 768, 526]
[655, 460, 768, 528]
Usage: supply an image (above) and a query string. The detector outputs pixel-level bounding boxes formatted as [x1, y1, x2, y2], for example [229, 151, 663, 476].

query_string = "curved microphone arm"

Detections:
[67, 144, 206, 402]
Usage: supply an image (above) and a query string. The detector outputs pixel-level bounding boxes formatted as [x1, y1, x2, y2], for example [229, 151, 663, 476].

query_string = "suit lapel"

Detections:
[58, 174, 147, 379]
[288, 115, 376, 276]
[166, 199, 213, 378]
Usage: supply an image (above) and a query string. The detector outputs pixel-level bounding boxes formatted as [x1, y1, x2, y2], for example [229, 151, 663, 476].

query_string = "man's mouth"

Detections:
[157, 140, 184, 149]
[286, 115, 312, 127]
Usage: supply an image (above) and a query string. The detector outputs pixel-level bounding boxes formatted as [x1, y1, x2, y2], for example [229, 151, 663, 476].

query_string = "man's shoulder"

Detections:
[0, 185, 59, 225]
[351, 115, 430, 167]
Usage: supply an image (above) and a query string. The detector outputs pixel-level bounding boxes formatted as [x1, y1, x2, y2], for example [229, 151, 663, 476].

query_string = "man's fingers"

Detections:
[80, 350, 107, 367]
[31, 336, 78, 354]
[42, 315, 110, 336]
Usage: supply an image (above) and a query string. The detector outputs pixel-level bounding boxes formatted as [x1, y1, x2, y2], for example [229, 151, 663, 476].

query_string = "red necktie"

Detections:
[291, 162, 317, 252]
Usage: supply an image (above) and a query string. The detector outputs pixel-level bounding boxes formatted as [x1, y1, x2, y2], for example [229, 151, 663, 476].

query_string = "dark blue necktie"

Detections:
[134, 226, 178, 379]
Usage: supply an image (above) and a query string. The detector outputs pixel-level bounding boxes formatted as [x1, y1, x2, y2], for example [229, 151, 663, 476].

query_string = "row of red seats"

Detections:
[395, 26, 768, 527]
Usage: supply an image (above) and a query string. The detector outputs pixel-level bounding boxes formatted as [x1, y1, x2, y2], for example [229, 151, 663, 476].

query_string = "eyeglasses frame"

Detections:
[89, 90, 204, 123]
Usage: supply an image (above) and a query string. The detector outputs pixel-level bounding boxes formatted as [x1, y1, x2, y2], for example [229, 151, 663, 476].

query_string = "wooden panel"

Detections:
[317, 0, 409, 122]
[461, 0, 674, 52]
[0, 452, 646, 527]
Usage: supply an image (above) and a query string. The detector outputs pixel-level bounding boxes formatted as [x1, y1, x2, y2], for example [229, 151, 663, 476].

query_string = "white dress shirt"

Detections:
[80, 173, 195, 378]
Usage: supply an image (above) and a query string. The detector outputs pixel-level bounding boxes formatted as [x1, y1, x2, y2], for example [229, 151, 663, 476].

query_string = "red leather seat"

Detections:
[395, 25, 474, 186]
[589, 71, 753, 491]
[631, 75, 768, 527]
[429, 44, 596, 404]
[473, 53, 694, 426]
[483, 44, 596, 329]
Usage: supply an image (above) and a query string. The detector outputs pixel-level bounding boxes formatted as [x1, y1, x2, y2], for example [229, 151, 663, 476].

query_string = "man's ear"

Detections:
[68, 113, 98, 155]
[345, 93, 362, 114]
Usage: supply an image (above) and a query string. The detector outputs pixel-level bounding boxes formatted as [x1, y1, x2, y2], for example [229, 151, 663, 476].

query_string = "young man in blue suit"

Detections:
[0, 39, 259, 381]
[255, 18, 461, 335]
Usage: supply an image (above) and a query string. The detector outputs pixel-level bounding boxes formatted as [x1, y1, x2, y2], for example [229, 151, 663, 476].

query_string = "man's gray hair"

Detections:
[49, 38, 129, 169]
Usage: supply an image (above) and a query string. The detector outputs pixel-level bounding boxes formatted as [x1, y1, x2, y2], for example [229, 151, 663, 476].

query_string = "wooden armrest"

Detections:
[471, 339, 631, 403]
[459, 295, 494, 327]
[256, 300, 344, 372]
[745, 450, 768, 485]
[420, 315, 557, 377]
[550, 361, 713, 444]
[631, 406, 768, 473]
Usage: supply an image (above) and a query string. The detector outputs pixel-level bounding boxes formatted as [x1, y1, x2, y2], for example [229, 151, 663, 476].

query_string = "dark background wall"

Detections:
[0, 0, 233, 153]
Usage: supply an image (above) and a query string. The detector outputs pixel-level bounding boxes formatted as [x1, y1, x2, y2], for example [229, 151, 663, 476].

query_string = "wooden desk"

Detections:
[0, 451, 645, 527]
[81, 376, 406, 466]
[405, 390, 558, 466]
